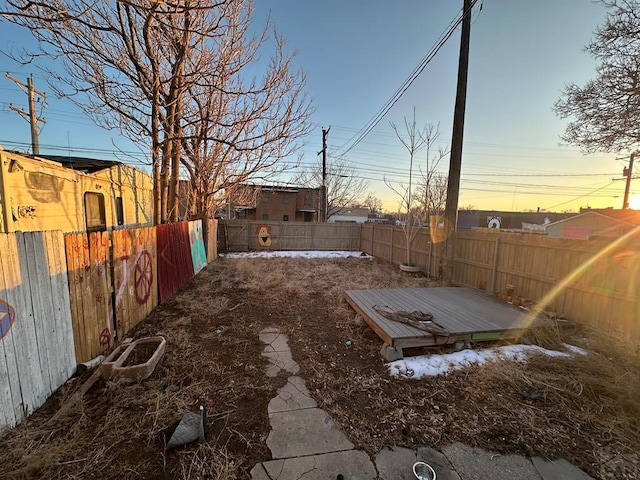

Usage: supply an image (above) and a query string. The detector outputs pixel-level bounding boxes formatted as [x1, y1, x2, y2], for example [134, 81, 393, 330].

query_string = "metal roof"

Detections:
[34, 154, 124, 173]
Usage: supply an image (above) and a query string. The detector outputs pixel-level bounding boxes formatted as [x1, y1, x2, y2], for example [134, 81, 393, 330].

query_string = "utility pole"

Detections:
[443, 0, 472, 286]
[318, 126, 330, 222]
[622, 152, 636, 209]
[6, 73, 47, 155]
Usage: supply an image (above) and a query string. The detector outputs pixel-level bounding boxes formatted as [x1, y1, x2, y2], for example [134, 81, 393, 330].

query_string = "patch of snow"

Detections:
[220, 250, 372, 259]
[388, 343, 587, 379]
[563, 343, 587, 356]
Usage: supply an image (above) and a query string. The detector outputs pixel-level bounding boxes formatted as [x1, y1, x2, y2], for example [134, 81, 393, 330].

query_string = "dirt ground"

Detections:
[0, 255, 638, 479]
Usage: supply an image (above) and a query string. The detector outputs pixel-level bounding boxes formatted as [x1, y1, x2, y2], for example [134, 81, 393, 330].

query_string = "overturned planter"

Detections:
[101, 336, 166, 382]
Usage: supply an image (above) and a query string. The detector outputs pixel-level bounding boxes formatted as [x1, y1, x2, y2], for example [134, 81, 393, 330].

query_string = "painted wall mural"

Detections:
[0, 299, 15, 339]
[189, 220, 207, 274]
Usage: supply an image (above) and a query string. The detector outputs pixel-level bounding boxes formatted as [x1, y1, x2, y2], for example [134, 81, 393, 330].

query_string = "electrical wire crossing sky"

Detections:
[0, 1, 634, 212]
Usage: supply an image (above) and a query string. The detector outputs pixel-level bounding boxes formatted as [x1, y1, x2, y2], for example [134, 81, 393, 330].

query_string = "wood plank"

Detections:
[89, 231, 112, 358]
[10, 232, 46, 415]
[22, 232, 54, 398]
[65, 233, 87, 364]
[45, 231, 76, 383]
[0, 233, 18, 428]
[345, 287, 543, 349]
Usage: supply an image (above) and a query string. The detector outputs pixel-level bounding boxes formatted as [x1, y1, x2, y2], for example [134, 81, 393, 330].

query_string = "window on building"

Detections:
[115, 196, 124, 226]
[237, 209, 246, 219]
[262, 213, 269, 221]
[84, 192, 106, 232]
[283, 215, 289, 221]
[283, 193, 291, 205]
[304, 190, 313, 206]
[262, 191, 270, 203]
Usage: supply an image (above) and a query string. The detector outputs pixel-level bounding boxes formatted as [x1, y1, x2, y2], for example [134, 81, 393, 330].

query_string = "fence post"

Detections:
[427, 242, 433, 279]
[490, 236, 501, 293]
[389, 226, 394, 263]
[371, 224, 375, 255]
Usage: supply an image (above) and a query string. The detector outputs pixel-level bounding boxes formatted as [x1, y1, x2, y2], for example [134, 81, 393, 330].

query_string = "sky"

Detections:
[0, 0, 636, 213]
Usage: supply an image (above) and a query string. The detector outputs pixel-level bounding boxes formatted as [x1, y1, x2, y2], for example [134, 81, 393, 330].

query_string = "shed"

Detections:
[544, 211, 636, 239]
[0, 149, 153, 233]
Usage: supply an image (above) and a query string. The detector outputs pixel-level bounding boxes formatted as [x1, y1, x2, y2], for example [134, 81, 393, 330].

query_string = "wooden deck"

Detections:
[344, 287, 545, 349]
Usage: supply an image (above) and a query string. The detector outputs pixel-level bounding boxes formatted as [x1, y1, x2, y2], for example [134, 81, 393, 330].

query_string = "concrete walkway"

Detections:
[251, 327, 594, 480]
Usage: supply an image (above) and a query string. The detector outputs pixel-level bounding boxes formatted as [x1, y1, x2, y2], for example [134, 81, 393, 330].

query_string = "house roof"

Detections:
[34, 154, 124, 173]
[579, 207, 640, 224]
[331, 207, 369, 217]
[545, 210, 636, 228]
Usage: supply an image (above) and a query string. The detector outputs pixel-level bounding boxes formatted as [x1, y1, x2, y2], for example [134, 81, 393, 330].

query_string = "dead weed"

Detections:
[0, 256, 636, 480]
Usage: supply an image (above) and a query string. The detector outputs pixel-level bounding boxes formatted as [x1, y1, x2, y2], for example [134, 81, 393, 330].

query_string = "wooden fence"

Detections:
[0, 231, 76, 430]
[360, 224, 444, 278]
[360, 225, 640, 336]
[219, 220, 361, 252]
[0, 220, 215, 432]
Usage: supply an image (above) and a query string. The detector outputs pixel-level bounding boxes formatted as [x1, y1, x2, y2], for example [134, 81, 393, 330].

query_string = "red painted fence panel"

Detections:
[156, 222, 195, 302]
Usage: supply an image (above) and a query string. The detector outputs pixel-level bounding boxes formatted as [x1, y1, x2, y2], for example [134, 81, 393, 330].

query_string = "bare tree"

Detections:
[179, 6, 311, 220]
[554, 0, 640, 153]
[385, 111, 428, 267]
[1, 0, 312, 223]
[294, 156, 368, 218]
[414, 124, 449, 229]
[361, 193, 383, 214]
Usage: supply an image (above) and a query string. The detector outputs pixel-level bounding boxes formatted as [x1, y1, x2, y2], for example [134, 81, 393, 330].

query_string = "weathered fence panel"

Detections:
[112, 227, 158, 337]
[447, 230, 640, 336]
[219, 220, 361, 252]
[0, 231, 75, 431]
[205, 218, 218, 262]
[157, 222, 195, 302]
[65, 231, 113, 363]
[361, 224, 442, 277]
[189, 220, 208, 274]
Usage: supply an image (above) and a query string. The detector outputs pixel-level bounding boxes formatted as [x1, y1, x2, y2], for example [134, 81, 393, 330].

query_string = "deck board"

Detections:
[344, 287, 542, 348]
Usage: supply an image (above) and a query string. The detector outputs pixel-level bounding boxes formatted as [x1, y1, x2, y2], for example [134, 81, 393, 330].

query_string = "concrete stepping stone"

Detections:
[375, 446, 461, 480]
[262, 350, 300, 377]
[268, 376, 317, 414]
[417, 447, 461, 480]
[253, 450, 377, 480]
[375, 446, 419, 480]
[267, 407, 354, 459]
[532, 457, 594, 480]
[442, 442, 541, 480]
[259, 328, 300, 377]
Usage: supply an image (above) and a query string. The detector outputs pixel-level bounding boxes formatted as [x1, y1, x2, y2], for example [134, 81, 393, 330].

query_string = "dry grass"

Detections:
[0, 255, 637, 479]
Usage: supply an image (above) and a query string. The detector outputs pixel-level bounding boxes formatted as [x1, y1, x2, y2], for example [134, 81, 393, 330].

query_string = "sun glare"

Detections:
[629, 195, 640, 210]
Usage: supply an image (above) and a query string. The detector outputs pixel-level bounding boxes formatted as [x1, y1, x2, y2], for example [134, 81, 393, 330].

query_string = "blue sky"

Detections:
[0, 1, 635, 212]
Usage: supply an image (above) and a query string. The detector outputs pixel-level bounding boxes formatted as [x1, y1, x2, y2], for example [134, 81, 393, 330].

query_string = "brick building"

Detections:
[230, 185, 322, 222]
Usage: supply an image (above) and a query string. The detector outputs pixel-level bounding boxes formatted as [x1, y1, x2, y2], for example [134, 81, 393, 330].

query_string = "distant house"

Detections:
[0, 149, 153, 233]
[457, 210, 576, 232]
[367, 212, 397, 225]
[328, 207, 369, 224]
[545, 210, 639, 239]
[229, 184, 321, 222]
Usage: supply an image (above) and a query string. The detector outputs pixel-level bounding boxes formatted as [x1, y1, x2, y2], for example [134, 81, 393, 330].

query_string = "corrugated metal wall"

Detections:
[156, 222, 195, 302]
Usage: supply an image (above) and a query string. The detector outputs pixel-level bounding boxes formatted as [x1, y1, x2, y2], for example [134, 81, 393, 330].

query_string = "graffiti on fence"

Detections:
[99, 328, 111, 347]
[0, 299, 16, 340]
[257, 224, 272, 247]
[114, 249, 153, 307]
[134, 250, 153, 304]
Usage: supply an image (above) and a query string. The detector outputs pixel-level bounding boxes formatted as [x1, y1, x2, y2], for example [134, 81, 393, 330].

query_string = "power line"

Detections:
[543, 182, 618, 210]
[334, 0, 480, 159]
